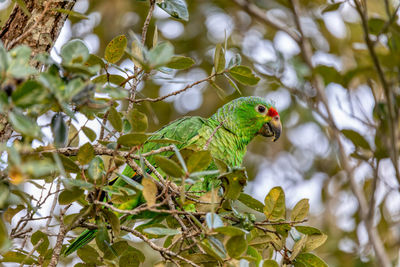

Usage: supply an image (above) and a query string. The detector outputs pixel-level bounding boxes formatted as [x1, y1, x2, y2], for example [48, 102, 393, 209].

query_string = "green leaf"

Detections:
[117, 133, 150, 147]
[77, 245, 101, 264]
[68, 124, 80, 147]
[8, 46, 37, 78]
[214, 43, 225, 73]
[264, 186, 285, 221]
[59, 154, 80, 173]
[238, 193, 264, 213]
[12, 80, 47, 108]
[61, 39, 90, 65]
[224, 73, 241, 94]
[166, 55, 195, 69]
[187, 150, 212, 173]
[153, 25, 158, 48]
[226, 235, 247, 259]
[86, 54, 105, 68]
[227, 53, 241, 69]
[209, 80, 226, 98]
[200, 237, 226, 261]
[103, 241, 144, 262]
[304, 234, 328, 252]
[96, 225, 111, 252]
[4, 205, 24, 223]
[92, 74, 126, 85]
[0, 251, 37, 265]
[154, 155, 184, 177]
[77, 142, 95, 165]
[82, 126, 97, 142]
[0, 42, 8, 70]
[142, 177, 158, 206]
[38, 72, 64, 96]
[185, 254, 217, 265]
[263, 260, 279, 267]
[143, 227, 181, 236]
[21, 159, 57, 178]
[274, 222, 291, 237]
[322, 2, 343, 13]
[294, 253, 328, 267]
[126, 109, 148, 132]
[97, 85, 129, 99]
[228, 65, 260, 86]
[290, 235, 307, 261]
[246, 246, 262, 264]
[31, 230, 49, 255]
[51, 113, 68, 148]
[130, 40, 145, 68]
[105, 35, 127, 64]
[88, 156, 105, 180]
[62, 178, 94, 190]
[214, 226, 247, 236]
[295, 226, 322, 235]
[368, 17, 385, 35]
[189, 170, 219, 178]
[313, 65, 341, 86]
[341, 129, 370, 150]
[119, 254, 140, 267]
[65, 78, 85, 100]
[115, 173, 144, 191]
[157, 0, 189, 21]
[108, 107, 123, 132]
[9, 110, 42, 139]
[101, 209, 120, 236]
[58, 187, 84, 205]
[196, 190, 220, 213]
[291, 199, 309, 222]
[220, 169, 247, 200]
[147, 42, 174, 68]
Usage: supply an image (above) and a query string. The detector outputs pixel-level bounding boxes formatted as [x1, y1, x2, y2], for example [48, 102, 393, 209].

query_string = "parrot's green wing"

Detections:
[142, 116, 207, 164]
[115, 116, 207, 185]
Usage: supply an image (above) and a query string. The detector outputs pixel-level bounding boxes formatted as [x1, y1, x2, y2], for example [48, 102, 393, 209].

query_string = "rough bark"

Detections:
[0, 0, 75, 56]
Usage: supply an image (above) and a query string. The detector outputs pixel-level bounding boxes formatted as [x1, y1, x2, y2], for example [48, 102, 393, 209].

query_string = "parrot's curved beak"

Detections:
[259, 116, 282, 142]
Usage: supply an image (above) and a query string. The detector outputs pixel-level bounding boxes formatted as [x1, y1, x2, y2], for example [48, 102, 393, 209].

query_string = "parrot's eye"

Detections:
[257, 105, 266, 113]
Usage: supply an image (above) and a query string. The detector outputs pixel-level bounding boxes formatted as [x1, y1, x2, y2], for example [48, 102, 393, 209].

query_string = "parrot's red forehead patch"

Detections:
[267, 107, 279, 117]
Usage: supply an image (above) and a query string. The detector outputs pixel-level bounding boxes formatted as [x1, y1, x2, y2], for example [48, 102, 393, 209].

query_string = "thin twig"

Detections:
[48, 205, 69, 267]
[141, 0, 156, 45]
[130, 73, 221, 103]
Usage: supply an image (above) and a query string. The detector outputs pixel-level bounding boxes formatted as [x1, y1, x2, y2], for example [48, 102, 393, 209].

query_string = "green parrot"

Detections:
[64, 96, 281, 256]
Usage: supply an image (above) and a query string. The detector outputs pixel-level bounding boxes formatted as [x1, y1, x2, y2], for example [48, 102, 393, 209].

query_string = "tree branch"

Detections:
[130, 73, 221, 103]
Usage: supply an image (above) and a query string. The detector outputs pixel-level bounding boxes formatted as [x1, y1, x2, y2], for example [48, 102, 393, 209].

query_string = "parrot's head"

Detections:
[212, 96, 282, 142]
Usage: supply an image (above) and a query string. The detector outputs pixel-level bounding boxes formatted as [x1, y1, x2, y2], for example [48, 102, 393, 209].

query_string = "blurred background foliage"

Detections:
[0, 0, 400, 266]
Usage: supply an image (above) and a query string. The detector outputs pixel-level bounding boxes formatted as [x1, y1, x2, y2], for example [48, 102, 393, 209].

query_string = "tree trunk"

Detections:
[0, 0, 75, 56]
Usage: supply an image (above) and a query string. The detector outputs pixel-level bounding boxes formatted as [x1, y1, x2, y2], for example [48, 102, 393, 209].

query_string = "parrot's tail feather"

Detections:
[64, 229, 97, 256]
[64, 166, 148, 255]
